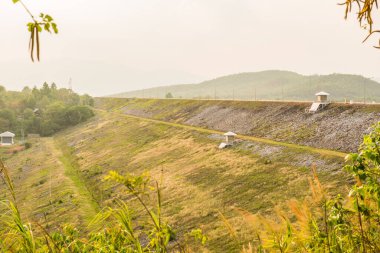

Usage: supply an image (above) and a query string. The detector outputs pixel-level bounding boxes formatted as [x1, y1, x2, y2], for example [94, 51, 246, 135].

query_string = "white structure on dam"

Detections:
[308, 91, 330, 113]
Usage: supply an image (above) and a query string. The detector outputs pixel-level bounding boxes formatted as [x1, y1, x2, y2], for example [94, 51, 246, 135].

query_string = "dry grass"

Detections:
[0, 106, 350, 252]
[3, 137, 98, 232]
[52, 111, 348, 252]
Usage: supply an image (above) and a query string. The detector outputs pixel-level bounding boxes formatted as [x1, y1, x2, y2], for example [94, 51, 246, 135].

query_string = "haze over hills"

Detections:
[111, 70, 380, 102]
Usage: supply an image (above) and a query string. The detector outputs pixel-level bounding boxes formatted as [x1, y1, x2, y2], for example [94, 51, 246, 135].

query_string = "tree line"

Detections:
[0, 83, 94, 137]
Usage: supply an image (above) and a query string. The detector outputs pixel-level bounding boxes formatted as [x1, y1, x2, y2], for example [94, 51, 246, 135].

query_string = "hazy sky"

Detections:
[0, 0, 379, 96]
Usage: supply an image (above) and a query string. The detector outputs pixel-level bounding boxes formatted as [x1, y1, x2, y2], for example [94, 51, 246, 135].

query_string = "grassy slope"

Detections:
[52, 110, 348, 252]
[0, 99, 355, 251]
[111, 70, 380, 102]
[3, 137, 98, 232]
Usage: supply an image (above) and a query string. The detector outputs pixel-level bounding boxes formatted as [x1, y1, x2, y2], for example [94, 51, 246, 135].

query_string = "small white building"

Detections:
[315, 91, 330, 103]
[224, 131, 237, 145]
[219, 132, 238, 149]
[308, 92, 330, 113]
[0, 131, 15, 146]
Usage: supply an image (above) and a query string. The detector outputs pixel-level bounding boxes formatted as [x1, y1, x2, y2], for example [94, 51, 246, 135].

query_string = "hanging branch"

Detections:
[340, 0, 380, 48]
[12, 0, 58, 61]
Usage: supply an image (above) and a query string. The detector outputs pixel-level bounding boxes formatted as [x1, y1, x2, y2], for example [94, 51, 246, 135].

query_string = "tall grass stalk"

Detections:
[0, 159, 36, 252]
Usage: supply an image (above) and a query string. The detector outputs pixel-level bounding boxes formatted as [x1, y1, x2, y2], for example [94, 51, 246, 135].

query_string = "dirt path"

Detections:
[113, 112, 347, 158]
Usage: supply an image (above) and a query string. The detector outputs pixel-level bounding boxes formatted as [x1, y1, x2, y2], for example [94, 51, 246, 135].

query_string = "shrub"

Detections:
[24, 142, 32, 149]
[165, 92, 174, 99]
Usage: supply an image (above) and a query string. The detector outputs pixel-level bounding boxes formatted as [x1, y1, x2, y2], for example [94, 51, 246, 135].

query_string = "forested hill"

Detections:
[0, 83, 94, 137]
[111, 70, 380, 102]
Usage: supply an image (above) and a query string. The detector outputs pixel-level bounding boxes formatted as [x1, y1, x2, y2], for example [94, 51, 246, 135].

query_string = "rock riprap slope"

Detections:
[96, 98, 380, 152]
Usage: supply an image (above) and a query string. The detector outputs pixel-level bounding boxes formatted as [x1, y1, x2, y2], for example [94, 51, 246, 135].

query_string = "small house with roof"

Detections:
[224, 131, 237, 145]
[219, 131, 237, 149]
[0, 131, 15, 146]
[307, 91, 330, 113]
[315, 91, 330, 103]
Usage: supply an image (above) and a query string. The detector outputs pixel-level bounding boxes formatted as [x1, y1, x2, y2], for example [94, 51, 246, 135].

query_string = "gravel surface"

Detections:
[120, 100, 380, 153]
[183, 104, 379, 152]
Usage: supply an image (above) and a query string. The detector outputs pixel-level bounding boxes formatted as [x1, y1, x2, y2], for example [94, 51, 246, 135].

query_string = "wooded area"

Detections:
[0, 83, 94, 136]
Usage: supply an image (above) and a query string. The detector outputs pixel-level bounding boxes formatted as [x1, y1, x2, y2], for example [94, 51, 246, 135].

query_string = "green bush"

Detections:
[24, 142, 32, 149]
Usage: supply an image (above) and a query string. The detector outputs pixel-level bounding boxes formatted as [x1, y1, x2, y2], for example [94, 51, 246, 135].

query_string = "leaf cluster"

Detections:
[341, 0, 380, 48]
[12, 0, 58, 61]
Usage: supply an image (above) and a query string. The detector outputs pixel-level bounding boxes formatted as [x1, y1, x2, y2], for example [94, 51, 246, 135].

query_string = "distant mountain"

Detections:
[110, 70, 380, 102]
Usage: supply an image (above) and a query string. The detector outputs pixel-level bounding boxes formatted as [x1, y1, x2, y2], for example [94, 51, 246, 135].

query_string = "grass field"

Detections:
[0, 103, 354, 252]
[3, 137, 98, 232]
[52, 111, 348, 251]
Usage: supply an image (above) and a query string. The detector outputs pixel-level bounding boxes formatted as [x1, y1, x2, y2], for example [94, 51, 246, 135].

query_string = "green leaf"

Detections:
[44, 23, 51, 33]
[45, 15, 53, 22]
[27, 23, 34, 32]
[52, 23, 58, 34]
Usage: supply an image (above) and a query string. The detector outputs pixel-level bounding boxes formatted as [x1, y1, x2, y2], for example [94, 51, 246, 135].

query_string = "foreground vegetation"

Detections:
[0, 83, 94, 136]
[0, 159, 206, 252]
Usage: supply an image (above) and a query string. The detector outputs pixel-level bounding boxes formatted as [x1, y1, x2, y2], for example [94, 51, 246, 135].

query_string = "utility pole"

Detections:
[365, 77, 374, 104]
[309, 76, 312, 101]
[21, 125, 24, 144]
[252, 87, 257, 101]
[18, 116, 25, 144]
[282, 84, 284, 101]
